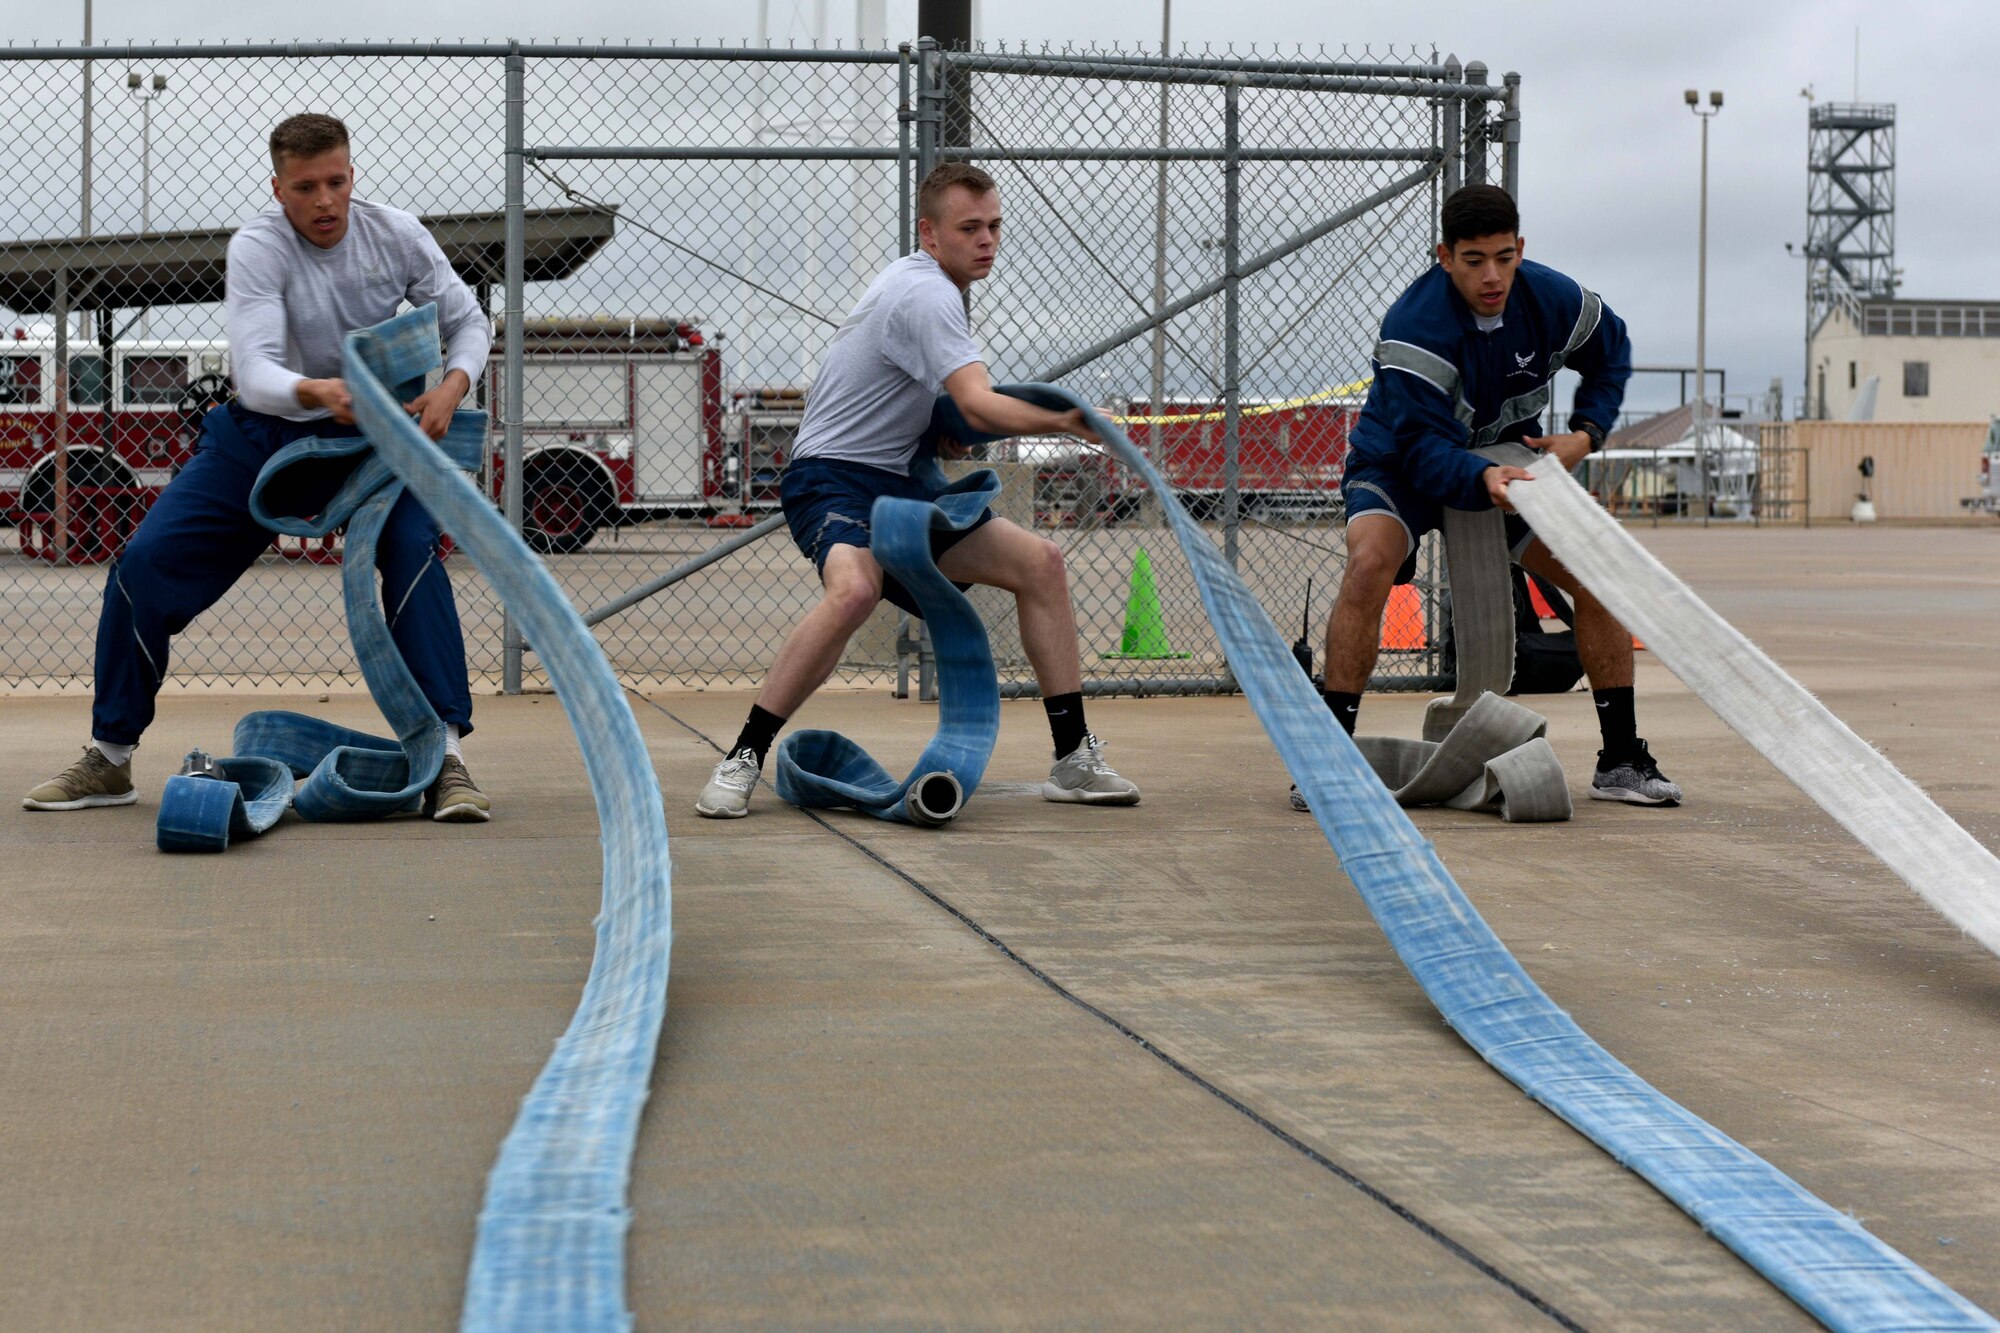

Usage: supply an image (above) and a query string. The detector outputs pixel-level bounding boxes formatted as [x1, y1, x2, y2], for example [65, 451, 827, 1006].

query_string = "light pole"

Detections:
[1685, 87, 1722, 523]
[1784, 241, 1816, 420]
[126, 71, 169, 336]
[127, 72, 169, 235]
[1198, 233, 1225, 391]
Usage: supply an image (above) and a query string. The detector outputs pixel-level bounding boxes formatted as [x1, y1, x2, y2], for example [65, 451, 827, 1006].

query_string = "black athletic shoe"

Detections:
[1590, 738, 1683, 807]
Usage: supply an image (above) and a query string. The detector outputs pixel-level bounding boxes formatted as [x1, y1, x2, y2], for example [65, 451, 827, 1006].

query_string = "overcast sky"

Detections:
[10, 0, 1989, 414]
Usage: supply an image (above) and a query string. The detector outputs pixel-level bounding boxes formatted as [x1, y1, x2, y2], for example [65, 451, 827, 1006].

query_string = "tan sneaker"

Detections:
[24, 746, 139, 811]
[426, 755, 491, 823]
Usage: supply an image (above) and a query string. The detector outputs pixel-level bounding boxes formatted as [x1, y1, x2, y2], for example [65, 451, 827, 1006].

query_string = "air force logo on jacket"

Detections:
[1348, 257, 1632, 512]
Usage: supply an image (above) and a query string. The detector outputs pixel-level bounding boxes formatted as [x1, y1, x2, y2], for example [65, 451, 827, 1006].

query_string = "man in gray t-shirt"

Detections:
[784, 248, 984, 475]
[696, 162, 1143, 818]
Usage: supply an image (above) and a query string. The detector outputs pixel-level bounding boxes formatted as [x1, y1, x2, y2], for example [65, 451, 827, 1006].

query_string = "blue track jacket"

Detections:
[1348, 258, 1631, 511]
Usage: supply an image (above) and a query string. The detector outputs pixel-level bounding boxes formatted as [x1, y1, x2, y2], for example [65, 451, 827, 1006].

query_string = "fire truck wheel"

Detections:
[176, 373, 236, 445]
[523, 477, 602, 555]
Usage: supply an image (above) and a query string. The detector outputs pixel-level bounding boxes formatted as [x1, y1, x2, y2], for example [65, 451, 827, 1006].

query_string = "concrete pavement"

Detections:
[2, 524, 1997, 1329]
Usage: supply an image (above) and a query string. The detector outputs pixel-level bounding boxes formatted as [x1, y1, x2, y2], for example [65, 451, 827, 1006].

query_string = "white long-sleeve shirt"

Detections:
[223, 197, 492, 420]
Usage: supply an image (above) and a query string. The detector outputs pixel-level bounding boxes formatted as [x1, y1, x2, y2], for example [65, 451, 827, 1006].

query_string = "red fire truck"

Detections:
[700, 390, 1360, 528]
[0, 332, 228, 562]
[487, 316, 727, 553]
[1016, 396, 1358, 525]
[0, 316, 738, 560]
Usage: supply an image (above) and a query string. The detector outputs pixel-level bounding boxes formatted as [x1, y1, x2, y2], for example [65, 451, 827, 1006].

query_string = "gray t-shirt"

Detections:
[789, 251, 983, 474]
[224, 197, 492, 421]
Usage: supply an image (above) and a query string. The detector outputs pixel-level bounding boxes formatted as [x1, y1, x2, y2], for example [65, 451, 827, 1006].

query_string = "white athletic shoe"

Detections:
[1041, 732, 1141, 806]
[696, 747, 762, 819]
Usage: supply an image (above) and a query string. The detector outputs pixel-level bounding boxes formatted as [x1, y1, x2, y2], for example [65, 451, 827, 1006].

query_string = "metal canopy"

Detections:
[0, 206, 616, 315]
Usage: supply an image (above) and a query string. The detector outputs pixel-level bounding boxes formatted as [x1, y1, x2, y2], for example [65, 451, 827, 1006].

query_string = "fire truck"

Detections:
[1013, 396, 1358, 525]
[0, 332, 228, 562]
[488, 316, 727, 553]
[699, 389, 1360, 528]
[0, 315, 739, 560]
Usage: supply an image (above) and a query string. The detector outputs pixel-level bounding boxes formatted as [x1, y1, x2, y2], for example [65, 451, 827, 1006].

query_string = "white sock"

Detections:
[444, 724, 463, 761]
[92, 739, 136, 767]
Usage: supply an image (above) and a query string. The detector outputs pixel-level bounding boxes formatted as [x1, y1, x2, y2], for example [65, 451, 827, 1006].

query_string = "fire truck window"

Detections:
[123, 354, 190, 405]
[0, 354, 42, 405]
[522, 363, 629, 427]
[69, 354, 109, 406]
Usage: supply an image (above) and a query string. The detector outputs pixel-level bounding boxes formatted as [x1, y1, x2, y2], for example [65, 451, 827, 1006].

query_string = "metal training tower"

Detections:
[1805, 100, 1896, 337]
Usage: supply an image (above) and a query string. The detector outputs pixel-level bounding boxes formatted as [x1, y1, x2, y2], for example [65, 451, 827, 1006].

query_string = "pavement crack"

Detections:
[632, 689, 1590, 1332]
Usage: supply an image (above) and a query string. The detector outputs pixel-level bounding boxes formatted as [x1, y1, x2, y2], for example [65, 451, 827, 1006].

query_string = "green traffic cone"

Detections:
[1104, 546, 1191, 660]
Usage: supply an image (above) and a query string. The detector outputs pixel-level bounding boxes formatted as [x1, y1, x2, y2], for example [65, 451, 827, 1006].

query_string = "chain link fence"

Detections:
[0, 41, 1511, 696]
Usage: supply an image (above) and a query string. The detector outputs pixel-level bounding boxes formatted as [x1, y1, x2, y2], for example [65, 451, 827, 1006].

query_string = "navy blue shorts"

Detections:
[1342, 459, 1536, 585]
[780, 456, 994, 616]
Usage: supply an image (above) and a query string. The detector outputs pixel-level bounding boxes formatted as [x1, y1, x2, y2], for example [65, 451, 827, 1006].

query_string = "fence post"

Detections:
[915, 37, 940, 185]
[1147, 13, 1173, 525]
[52, 265, 71, 564]
[501, 42, 526, 694]
[1464, 61, 1488, 186]
[898, 43, 914, 257]
[1501, 70, 1521, 198]
[1442, 56, 1462, 198]
[1221, 76, 1241, 570]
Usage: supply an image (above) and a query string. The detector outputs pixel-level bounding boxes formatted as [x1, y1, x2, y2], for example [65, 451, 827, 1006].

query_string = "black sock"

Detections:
[1323, 689, 1361, 736]
[1043, 692, 1088, 759]
[730, 704, 787, 768]
[1593, 687, 1637, 757]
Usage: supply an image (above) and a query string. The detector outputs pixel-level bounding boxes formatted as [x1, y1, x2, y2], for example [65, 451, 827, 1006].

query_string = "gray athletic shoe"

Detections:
[1589, 739, 1683, 807]
[23, 746, 139, 811]
[1042, 732, 1140, 805]
[696, 747, 761, 819]
[426, 755, 491, 823]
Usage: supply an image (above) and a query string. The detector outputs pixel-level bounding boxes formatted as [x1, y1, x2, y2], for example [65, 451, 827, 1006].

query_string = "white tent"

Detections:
[1589, 422, 1761, 518]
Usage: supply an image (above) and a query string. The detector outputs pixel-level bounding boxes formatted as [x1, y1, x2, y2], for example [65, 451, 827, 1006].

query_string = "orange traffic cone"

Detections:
[1527, 577, 1643, 648]
[1379, 584, 1427, 650]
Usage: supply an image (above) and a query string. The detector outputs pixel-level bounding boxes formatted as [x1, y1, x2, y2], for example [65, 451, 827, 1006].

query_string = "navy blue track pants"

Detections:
[91, 403, 474, 745]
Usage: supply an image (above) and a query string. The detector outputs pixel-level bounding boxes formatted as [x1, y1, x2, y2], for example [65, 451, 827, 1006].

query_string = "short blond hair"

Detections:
[917, 161, 997, 222]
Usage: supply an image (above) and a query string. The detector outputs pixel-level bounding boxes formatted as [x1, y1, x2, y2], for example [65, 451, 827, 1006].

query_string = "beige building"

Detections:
[1811, 297, 2000, 422]
[1756, 420, 1988, 522]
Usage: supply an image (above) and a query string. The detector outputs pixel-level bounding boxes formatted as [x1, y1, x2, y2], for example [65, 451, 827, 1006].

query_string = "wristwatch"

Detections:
[1573, 419, 1606, 453]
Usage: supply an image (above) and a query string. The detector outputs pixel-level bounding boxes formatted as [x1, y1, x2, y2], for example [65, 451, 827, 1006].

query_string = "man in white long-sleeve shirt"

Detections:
[25, 114, 493, 821]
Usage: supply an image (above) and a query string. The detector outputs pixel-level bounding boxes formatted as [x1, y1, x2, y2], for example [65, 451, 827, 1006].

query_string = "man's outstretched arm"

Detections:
[940, 362, 1099, 456]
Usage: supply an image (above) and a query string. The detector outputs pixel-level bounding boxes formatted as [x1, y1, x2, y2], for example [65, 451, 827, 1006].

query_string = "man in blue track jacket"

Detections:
[1310, 184, 1682, 808]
